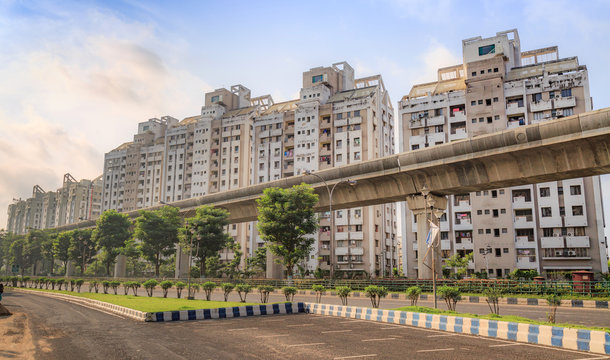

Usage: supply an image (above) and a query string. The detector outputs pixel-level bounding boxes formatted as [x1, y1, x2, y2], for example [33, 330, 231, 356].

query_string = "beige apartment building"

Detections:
[6, 174, 103, 235]
[398, 29, 608, 278]
[101, 62, 398, 278]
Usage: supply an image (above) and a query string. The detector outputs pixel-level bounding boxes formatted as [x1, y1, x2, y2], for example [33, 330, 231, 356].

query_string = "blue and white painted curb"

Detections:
[305, 302, 610, 356]
[146, 302, 305, 322]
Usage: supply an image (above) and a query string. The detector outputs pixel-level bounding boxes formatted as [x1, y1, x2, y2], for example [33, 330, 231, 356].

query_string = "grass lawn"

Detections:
[392, 305, 610, 333]
[12, 287, 259, 312]
[386, 290, 609, 301]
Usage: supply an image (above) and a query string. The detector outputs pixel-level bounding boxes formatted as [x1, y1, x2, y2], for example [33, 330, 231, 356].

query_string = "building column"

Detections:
[266, 251, 283, 279]
[175, 245, 190, 279]
[406, 194, 447, 279]
[65, 260, 75, 277]
[114, 254, 126, 278]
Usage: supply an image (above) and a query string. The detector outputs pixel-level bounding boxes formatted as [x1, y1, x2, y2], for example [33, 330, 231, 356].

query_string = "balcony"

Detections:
[441, 239, 451, 250]
[515, 236, 534, 248]
[531, 99, 552, 112]
[516, 257, 538, 269]
[427, 115, 445, 127]
[453, 200, 471, 212]
[514, 215, 534, 228]
[554, 96, 576, 109]
[449, 128, 467, 141]
[454, 239, 473, 250]
[409, 118, 425, 129]
[427, 132, 445, 144]
[270, 128, 282, 137]
[506, 101, 525, 116]
[335, 118, 348, 127]
[540, 236, 564, 248]
[512, 195, 533, 209]
[566, 236, 590, 248]
[449, 111, 466, 123]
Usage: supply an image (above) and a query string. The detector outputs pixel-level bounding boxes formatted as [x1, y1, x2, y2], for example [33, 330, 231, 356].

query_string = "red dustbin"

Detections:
[572, 270, 594, 294]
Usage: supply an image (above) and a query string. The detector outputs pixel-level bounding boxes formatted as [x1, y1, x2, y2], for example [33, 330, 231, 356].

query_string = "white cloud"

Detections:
[0, 6, 211, 228]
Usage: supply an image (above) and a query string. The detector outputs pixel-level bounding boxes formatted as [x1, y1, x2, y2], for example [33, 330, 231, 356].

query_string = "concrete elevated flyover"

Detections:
[57, 107, 610, 230]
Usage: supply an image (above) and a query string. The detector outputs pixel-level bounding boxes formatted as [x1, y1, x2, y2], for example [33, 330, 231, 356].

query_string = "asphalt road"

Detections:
[1, 291, 608, 360]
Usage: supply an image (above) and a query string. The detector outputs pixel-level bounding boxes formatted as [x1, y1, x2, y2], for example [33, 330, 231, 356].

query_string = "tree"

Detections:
[180, 206, 232, 277]
[25, 230, 46, 275]
[9, 236, 26, 276]
[336, 286, 352, 306]
[40, 235, 56, 275]
[92, 210, 132, 275]
[245, 246, 267, 277]
[364, 285, 388, 308]
[546, 294, 562, 323]
[221, 283, 235, 301]
[202, 281, 216, 301]
[438, 286, 462, 311]
[484, 287, 503, 315]
[406, 286, 422, 306]
[121, 238, 143, 277]
[205, 256, 221, 278]
[235, 284, 252, 302]
[68, 229, 96, 275]
[256, 184, 319, 278]
[312, 284, 325, 303]
[53, 231, 72, 275]
[223, 240, 242, 279]
[443, 252, 473, 279]
[134, 206, 181, 277]
[283, 286, 297, 302]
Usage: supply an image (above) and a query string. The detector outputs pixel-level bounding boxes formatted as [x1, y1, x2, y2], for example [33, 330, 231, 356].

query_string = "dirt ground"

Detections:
[0, 311, 43, 359]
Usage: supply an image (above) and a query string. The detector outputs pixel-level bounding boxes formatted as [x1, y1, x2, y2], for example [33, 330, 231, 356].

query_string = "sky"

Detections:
[1, 0, 610, 239]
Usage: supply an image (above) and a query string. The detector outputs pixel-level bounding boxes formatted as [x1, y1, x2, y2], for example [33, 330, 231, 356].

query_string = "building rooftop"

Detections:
[260, 99, 299, 115]
[403, 78, 466, 100]
[327, 85, 377, 103]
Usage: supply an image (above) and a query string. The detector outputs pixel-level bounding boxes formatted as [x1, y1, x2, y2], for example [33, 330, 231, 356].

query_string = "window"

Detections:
[484, 209, 490, 215]
[572, 206, 583, 216]
[354, 110, 360, 117]
[478, 229, 484, 234]
[479, 44, 496, 56]
[532, 93, 542, 102]
[549, 91, 556, 99]
[336, 154, 342, 162]
[493, 97, 498, 102]
[563, 108, 574, 116]
[501, 208, 506, 214]
[541, 207, 552, 217]
[436, 125, 443, 133]
[354, 152, 361, 160]
[558, 186, 563, 195]
[534, 112, 544, 120]
[503, 248, 509, 254]
[471, 72, 476, 77]
[570, 185, 581, 195]
[477, 210, 482, 215]
[539, 187, 550, 197]
[491, 190, 498, 198]
[493, 209, 499, 217]
[411, 145, 419, 150]
[493, 68, 498, 73]
[471, 118, 477, 124]
[486, 99, 492, 106]
[561, 89, 572, 97]
[494, 229, 500, 237]
[495, 248, 501, 257]
[211, 95, 219, 103]
[354, 137, 361, 146]
[478, 100, 483, 105]
[312, 74, 324, 83]
[336, 113, 343, 120]
[543, 228, 553, 237]
[471, 101, 476, 106]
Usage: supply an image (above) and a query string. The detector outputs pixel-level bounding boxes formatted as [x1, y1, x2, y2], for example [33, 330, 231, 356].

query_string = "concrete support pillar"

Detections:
[266, 251, 283, 279]
[65, 260, 75, 277]
[175, 245, 190, 279]
[406, 194, 447, 280]
[114, 254, 126, 278]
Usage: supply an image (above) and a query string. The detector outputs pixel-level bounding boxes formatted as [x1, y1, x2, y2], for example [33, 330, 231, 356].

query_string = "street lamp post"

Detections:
[484, 245, 492, 278]
[421, 185, 444, 309]
[305, 170, 356, 279]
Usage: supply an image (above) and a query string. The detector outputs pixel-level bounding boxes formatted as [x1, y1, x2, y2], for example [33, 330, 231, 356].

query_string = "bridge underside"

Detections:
[57, 108, 610, 229]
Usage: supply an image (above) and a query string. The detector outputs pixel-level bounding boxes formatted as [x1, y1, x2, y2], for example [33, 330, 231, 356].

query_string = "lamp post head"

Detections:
[347, 180, 357, 186]
[304, 170, 312, 175]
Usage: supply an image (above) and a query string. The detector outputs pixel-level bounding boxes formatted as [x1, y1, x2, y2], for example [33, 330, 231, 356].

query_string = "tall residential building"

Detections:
[398, 29, 607, 278]
[100, 62, 398, 278]
[6, 174, 102, 235]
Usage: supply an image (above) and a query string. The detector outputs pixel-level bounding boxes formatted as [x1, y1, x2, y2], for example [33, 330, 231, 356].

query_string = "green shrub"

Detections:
[235, 284, 253, 303]
[258, 285, 274, 303]
[364, 285, 388, 308]
[75, 279, 84, 292]
[336, 286, 352, 306]
[221, 283, 235, 301]
[312, 285, 325, 303]
[89, 280, 99, 293]
[160, 281, 173, 298]
[438, 286, 461, 311]
[121, 281, 131, 295]
[546, 294, 562, 323]
[175, 281, 186, 298]
[109, 280, 121, 295]
[283, 286, 298, 302]
[406, 286, 422, 306]
[101, 280, 110, 294]
[131, 281, 141, 296]
[484, 287, 503, 315]
[143, 279, 159, 297]
[188, 283, 200, 299]
[202, 281, 217, 301]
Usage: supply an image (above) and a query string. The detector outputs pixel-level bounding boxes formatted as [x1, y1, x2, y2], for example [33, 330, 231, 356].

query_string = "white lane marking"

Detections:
[361, 338, 397, 342]
[571, 357, 610, 360]
[227, 327, 258, 332]
[287, 323, 314, 327]
[428, 334, 459, 338]
[416, 348, 455, 353]
[322, 330, 353, 334]
[287, 342, 326, 348]
[489, 343, 523, 347]
[333, 355, 377, 359]
[63, 299, 127, 319]
[255, 334, 290, 338]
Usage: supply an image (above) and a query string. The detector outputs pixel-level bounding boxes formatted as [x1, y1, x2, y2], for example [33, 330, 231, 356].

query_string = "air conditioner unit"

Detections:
[567, 232, 572, 237]
[555, 250, 563, 256]
[553, 234, 559, 237]
[351, 240, 356, 245]
[567, 250, 576, 256]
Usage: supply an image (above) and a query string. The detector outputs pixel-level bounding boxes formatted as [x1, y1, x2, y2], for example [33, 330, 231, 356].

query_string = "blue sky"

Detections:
[1, 0, 610, 238]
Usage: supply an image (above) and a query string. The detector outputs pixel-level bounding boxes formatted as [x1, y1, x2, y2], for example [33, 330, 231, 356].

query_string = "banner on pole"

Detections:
[425, 220, 439, 248]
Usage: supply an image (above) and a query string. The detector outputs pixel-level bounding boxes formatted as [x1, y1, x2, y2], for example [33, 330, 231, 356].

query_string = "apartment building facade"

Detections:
[100, 62, 398, 278]
[6, 174, 103, 235]
[398, 29, 608, 278]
